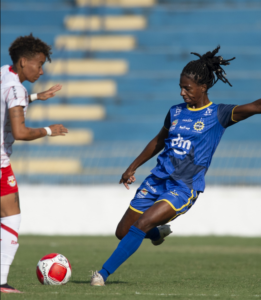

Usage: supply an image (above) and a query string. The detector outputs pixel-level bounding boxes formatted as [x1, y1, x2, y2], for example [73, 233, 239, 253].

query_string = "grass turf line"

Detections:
[2, 236, 261, 300]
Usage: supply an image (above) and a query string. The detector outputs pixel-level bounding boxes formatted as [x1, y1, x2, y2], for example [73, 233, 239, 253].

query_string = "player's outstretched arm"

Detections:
[120, 126, 168, 189]
[233, 99, 261, 122]
[29, 84, 62, 103]
[9, 106, 68, 141]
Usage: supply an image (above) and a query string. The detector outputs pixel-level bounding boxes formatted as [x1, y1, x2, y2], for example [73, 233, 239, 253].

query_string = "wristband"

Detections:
[44, 127, 52, 136]
[30, 93, 38, 101]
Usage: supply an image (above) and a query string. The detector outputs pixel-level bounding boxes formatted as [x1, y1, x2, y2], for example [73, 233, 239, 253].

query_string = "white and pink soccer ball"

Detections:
[36, 253, 72, 285]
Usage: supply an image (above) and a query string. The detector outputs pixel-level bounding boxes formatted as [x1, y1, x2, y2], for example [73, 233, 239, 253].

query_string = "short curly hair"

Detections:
[9, 33, 52, 64]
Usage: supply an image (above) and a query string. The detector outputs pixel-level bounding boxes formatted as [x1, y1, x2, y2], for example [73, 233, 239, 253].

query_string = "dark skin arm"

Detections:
[233, 99, 261, 122]
[120, 126, 169, 189]
[9, 106, 68, 140]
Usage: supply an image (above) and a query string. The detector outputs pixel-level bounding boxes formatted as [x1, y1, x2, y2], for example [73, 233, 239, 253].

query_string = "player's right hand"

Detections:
[119, 169, 136, 190]
[49, 124, 68, 136]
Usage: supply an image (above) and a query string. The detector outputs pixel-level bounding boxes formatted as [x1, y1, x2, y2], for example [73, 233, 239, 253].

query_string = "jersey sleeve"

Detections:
[6, 86, 27, 109]
[164, 110, 171, 130]
[217, 104, 238, 128]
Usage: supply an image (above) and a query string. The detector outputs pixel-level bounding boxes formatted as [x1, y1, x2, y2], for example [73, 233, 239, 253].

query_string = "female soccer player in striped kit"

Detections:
[91, 46, 261, 286]
[0, 34, 68, 293]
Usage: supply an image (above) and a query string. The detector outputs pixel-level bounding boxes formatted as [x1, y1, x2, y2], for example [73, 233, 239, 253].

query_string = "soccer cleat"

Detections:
[151, 225, 172, 246]
[0, 283, 22, 293]
[90, 271, 105, 286]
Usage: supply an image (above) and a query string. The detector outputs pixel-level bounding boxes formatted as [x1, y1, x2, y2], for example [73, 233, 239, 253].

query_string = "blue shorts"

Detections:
[130, 174, 199, 222]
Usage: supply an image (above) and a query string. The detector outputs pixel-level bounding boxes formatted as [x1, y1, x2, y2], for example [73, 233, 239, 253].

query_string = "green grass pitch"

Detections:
[2, 235, 261, 300]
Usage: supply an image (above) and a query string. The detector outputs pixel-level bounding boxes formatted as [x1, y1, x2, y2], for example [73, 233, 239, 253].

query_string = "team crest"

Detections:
[7, 176, 16, 187]
[193, 120, 205, 132]
[141, 188, 148, 195]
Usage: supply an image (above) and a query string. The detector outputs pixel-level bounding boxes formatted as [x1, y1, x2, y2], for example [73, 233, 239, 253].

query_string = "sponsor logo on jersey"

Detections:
[170, 191, 179, 196]
[174, 106, 182, 116]
[7, 176, 16, 187]
[145, 181, 157, 193]
[141, 188, 148, 195]
[12, 86, 18, 99]
[137, 188, 148, 199]
[169, 119, 178, 132]
[171, 134, 192, 155]
[137, 193, 145, 199]
[172, 120, 178, 126]
[11, 240, 18, 245]
[183, 119, 193, 122]
[179, 126, 190, 130]
[204, 107, 213, 116]
[193, 120, 205, 132]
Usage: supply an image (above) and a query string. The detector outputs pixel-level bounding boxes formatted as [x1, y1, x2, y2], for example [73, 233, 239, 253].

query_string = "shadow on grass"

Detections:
[106, 281, 128, 285]
[72, 280, 127, 285]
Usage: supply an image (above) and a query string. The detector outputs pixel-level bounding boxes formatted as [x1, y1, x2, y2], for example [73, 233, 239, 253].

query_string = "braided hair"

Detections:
[181, 46, 235, 90]
[9, 33, 52, 65]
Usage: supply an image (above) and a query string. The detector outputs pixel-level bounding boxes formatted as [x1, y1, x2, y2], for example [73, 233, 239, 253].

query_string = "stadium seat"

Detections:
[32, 81, 116, 97]
[75, 0, 155, 7]
[45, 59, 128, 75]
[11, 159, 82, 174]
[27, 105, 106, 121]
[65, 15, 146, 31]
[15, 130, 93, 145]
[55, 35, 136, 51]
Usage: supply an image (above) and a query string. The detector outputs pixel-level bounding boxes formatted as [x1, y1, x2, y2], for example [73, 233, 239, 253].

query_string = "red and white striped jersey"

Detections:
[1, 65, 29, 168]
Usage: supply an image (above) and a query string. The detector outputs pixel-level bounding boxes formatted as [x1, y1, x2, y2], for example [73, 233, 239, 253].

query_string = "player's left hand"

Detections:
[37, 84, 62, 101]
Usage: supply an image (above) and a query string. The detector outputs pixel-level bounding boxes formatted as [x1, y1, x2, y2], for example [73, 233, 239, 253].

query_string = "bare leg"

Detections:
[134, 201, 175, 233]
[116, 201, 175, 240]
[1, 192, 21, 218]
[115, 208, 141, 240]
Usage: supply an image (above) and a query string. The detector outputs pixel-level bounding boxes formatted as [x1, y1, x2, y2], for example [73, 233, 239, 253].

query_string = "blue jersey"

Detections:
[151, 102, 238, 192]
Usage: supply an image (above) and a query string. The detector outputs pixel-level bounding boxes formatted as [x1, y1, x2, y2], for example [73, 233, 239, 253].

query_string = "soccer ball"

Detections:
[36, 253, 72, 285]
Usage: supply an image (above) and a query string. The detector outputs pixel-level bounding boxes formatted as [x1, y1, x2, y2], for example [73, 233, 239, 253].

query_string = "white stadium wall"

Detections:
[19, 185, 261, 237]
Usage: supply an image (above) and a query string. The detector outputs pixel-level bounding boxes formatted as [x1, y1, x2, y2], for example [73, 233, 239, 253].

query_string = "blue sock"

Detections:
[99, 225, 146, 281]
[145, 227, 160, 241]
[99, 268, 110, 281]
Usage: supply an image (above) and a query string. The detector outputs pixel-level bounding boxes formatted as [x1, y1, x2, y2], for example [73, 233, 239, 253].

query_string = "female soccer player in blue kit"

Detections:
[91, 46, 261, 286]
